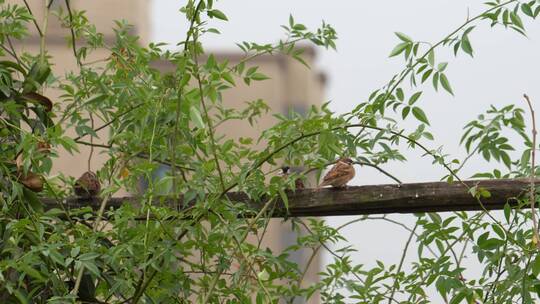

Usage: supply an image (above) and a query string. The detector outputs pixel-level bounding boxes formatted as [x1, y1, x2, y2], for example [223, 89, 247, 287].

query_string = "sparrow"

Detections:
[20, 172, 44, 192]
[281, 166, 305, 190]
[74, 171, 101, 198]
[318, 157, 355, 189]
[37, 140, 51, 154]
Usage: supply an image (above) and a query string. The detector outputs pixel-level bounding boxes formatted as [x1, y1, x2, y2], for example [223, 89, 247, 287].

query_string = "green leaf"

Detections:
[504, 203, 512, 223]
[437, 62, 448, 72]
[0, 60, 26, 74]
[58, 136, 79, 154]
[532, 254, 540, 276]
[389, 42, 409, 57]
[221, 72, 235, 85]
[432, 72, 439, 91]
[522, 3, 534, 17]
[23, 61, 51, 93]
[453, 41, 461, 56]
[449, 289, 467, 304]
[395, 32, 412, 42]
[412, 107, 430, 125]
[245, 66, 258, 76]
[293, 23, 306, 31]
[206, 28, 221, 34]
[289, 14, 294, 27]
[427, 50, 435, 66]
[421, 69, 433, 83]
[439, 73, 454, 95]
[278, 188, 289, 210]
[463, 25, 476, 36]
[251, 73, 270, 81]
[78, 252, 100, 261]
[81, 260, 101, 277]
[408, 91, 422, 105]
[208, 9, 228, 21]
[84, 94, 107, 106]
[179, 73, 191, 87]
[492, 223, 505, 239]
[501, 151, 511, 169]
[13, 290, 30, 304]
[478, 235, 503, 250]
[23, 188, 43, 213]
[510, 11, 524, 29]
[461, 36, 473, 57]
[190, 106, 205, 129]
[20, 264, 46, 282]
[402, 106, 410, 119]
[396, 88, 404, 101]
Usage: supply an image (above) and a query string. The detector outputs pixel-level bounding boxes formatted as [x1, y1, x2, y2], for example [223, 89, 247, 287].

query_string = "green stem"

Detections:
[387, 222, 419, 304]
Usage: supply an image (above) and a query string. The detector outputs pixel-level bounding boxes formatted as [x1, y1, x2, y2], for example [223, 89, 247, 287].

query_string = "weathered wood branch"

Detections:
[40, 179, 531, 217]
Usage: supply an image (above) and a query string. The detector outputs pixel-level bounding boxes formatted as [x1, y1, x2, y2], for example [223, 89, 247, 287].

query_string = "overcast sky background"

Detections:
[151, 0, 540, 299]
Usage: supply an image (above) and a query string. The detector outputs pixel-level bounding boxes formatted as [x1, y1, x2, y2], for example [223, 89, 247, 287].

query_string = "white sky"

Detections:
[151, 0, 540, 300]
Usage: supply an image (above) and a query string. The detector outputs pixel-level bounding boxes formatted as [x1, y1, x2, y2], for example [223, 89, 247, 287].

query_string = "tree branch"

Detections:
[40, 179, 528, 217]
[524, 93, 540, 249]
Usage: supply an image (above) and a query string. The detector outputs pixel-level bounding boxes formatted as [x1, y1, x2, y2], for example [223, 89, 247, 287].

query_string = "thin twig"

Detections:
[70, 195, 111, 297]
[201, 199, 275, 303]
[381, 0, 517, 106]
[22, 0, 43, 37]
[131, 94, 162, 304]
[356, 161, 402, 185]
[169, 0, 204, 194]
[192, 36, 226, 191]
[388, 222, 419, 304]
[296, 219, 401, 304]
[73, 104, 143, 141]
[5, 36, 26, 69]
[367, 216, 438, 258]
[87, 113, 94, 171]
[291, 216, 376, 304]
[75, 140, 111, 149]
[405, 212, 486, 302]
[64, 0, 82, 67]
[483, 209, 519, 302]
[524, 93, 540, 249]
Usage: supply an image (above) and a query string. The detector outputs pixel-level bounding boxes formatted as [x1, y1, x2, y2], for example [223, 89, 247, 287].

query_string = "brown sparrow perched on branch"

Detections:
[20, 172, 44, 192]
[318, 157, 355, 189]
[281, 166, 305, 190]
[74, 171, 101, 198]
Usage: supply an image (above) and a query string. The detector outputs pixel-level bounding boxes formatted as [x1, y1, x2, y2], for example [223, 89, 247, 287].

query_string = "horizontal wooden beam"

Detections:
[40, 179, 531, 217]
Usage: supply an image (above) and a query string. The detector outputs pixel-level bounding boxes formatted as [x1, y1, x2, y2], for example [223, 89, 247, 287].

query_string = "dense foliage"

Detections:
[1, 0, 540, 303]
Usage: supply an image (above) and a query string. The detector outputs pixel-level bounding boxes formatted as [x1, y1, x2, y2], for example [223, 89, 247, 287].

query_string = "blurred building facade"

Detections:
[7, 1, 325, 302]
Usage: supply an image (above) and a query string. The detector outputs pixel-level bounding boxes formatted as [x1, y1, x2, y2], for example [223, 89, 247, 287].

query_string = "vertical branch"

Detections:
[388, 222, 419, 304]
[200, 199, 275, 303]
[4, 36, 26, 69]
[70, 195, 110, 297]
[524, 93, 540, 249]
[40, 0, 50, 65]
[64, 0, 82, 67]
[22, 0, 43, 37]
[87, 113, 94, 172]
[192, 35, 226, 191]
[170, 0, 204, 194]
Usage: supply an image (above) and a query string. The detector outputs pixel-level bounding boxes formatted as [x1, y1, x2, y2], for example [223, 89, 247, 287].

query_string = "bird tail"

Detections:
[316, 181, 328, 190]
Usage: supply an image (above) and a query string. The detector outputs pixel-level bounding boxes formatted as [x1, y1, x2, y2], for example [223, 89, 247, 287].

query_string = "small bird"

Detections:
[36, 140, 51, 154]
[318, 157, 355, 189]
[74, 171, 101, 198]
[20, 172, 44, 192]
[281, 166, 305, 190]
